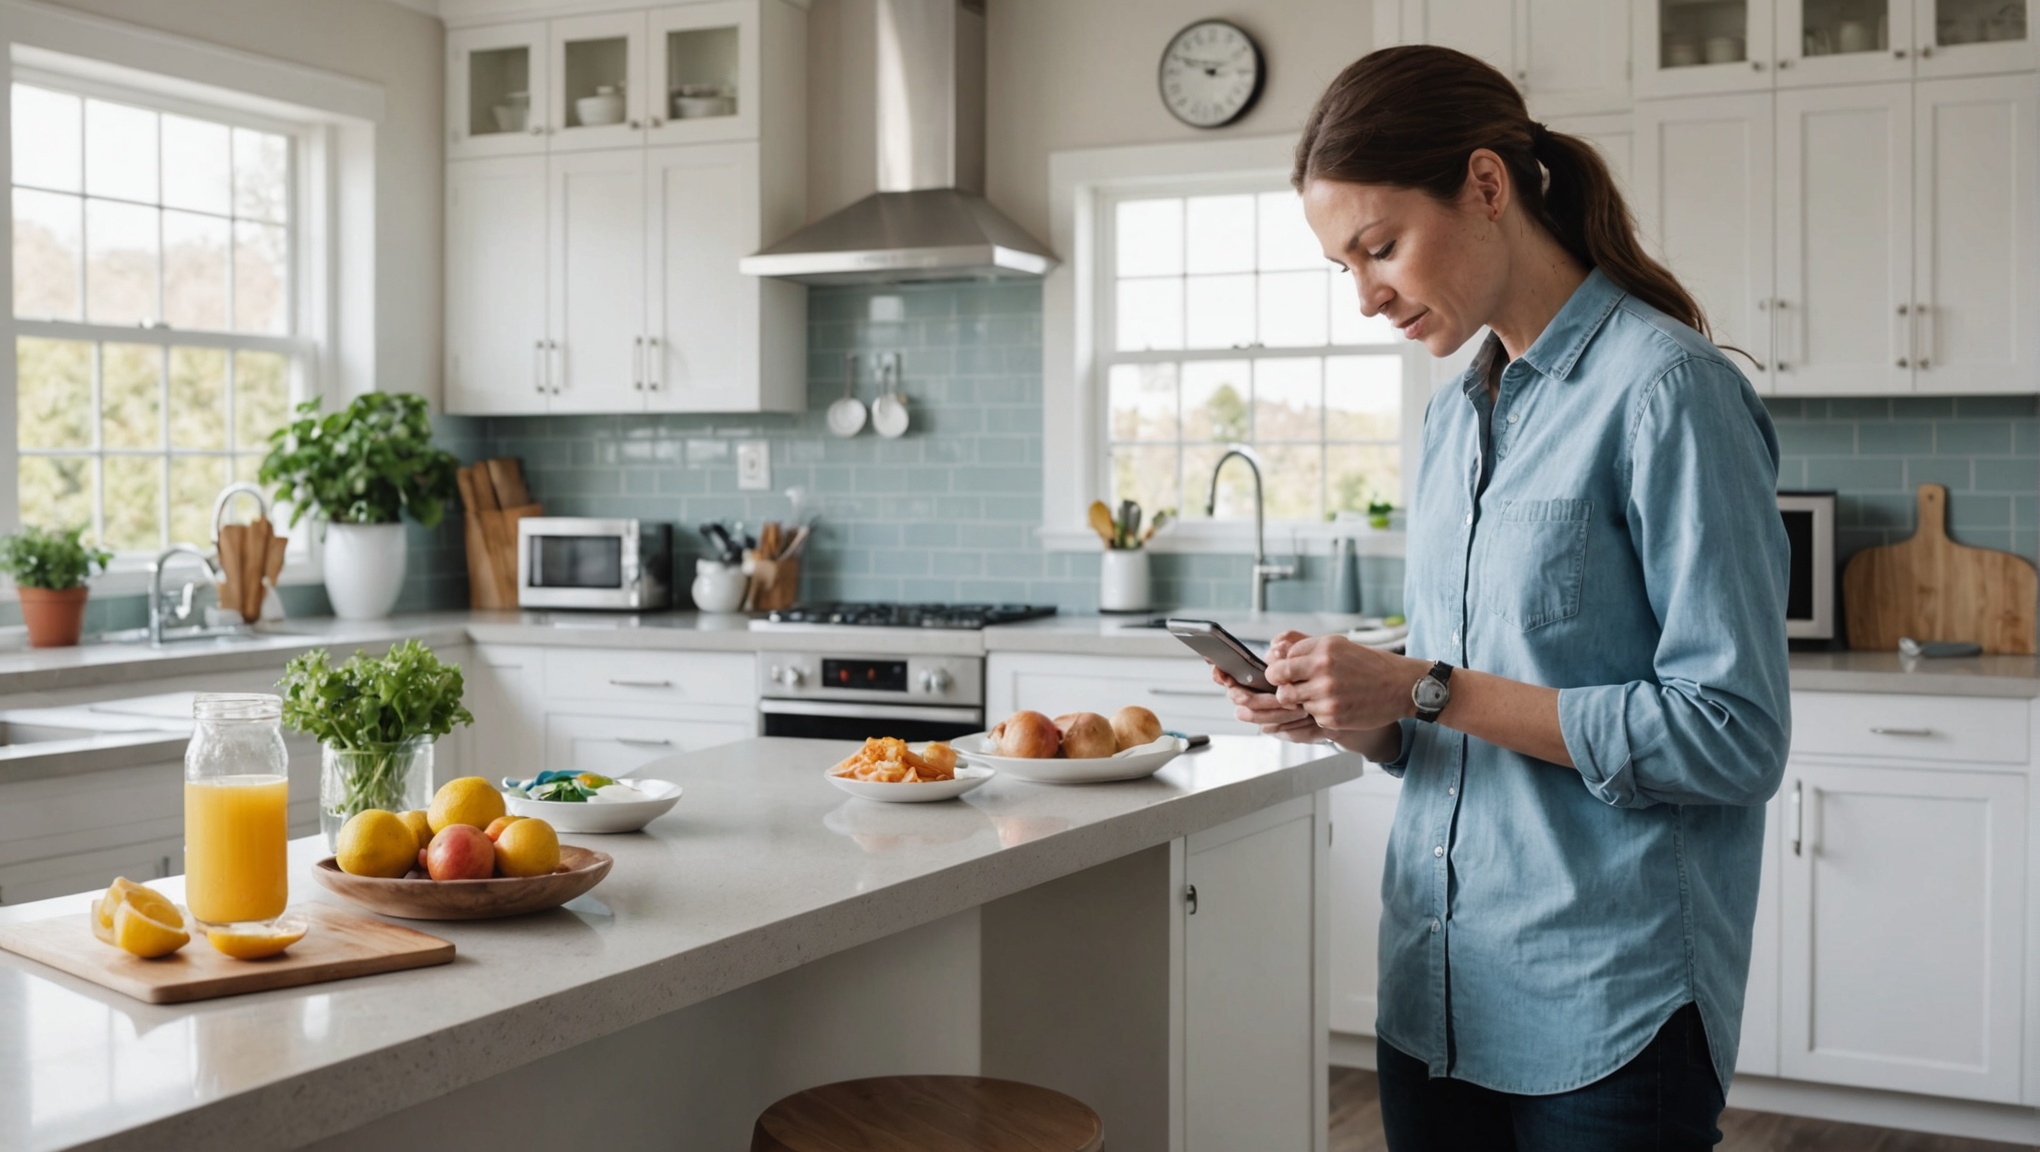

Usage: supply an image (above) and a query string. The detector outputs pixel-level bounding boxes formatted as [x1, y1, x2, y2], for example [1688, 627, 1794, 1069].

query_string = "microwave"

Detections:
[516, 518, 672, 611]
[1777, 492, 1836, 642]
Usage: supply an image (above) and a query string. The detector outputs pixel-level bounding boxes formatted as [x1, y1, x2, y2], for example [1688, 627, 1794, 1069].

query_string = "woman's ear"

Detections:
[1462, 149, 1511, 222]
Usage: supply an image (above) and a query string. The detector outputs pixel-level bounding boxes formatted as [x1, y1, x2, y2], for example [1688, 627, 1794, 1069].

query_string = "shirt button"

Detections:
[1463, 512, 1473, 525]
[1433, 845, 1445, 858]
[1507, 411, 1521, 424]
[1450, 630, 1459, 646]
[1448, 786, 1456, 796]
[1429, 918, 1441, 933]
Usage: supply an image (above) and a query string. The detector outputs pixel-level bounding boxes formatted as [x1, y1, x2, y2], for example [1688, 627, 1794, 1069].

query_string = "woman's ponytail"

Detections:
[1294, 46, 1711, 339]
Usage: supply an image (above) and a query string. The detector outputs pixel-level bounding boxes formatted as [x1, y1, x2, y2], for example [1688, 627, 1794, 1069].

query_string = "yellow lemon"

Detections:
[113, 898, 189, 958]
[335, 809, 419, 878]
[397, 809, 434, 853]
[206, 921, 308, 960]
[94, 878, 177, 947]
[493, 816, 560, 878]
[428, 776, 506, 834]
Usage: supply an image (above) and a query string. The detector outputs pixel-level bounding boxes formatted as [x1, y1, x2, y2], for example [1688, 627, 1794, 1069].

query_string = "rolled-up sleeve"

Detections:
[1557, 359, 1792, 809]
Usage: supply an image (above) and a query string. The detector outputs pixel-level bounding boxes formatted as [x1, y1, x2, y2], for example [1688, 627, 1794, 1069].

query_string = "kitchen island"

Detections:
[0, 734, 1360, 1152]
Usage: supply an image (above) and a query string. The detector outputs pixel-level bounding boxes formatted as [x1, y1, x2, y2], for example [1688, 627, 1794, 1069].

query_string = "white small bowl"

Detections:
[506, 778, 682, 833]
[953, 734, 1188, 784]
[825, 764, 994, 803]
[575, 93, 626, 127]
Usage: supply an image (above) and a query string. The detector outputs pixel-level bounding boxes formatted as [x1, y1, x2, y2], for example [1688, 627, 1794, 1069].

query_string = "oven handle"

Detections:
[758, 699, 985, 724]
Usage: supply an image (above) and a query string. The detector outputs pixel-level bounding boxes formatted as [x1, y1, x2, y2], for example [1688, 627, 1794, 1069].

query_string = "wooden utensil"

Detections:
[215, 524, 244, 616]
[485, 457, 529, 509]
[241, 518, 269, 620]
[311, 845, 611, 920]
[0, 902, 453, 1005]
[456, 467, 497, 606]
[1088, 501, 1116, 547]
[1843, 483, 2038, 653]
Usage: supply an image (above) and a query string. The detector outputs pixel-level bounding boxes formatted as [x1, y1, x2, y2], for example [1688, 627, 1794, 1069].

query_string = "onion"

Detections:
[1054, 712, 1118, 759]
[1111, 705, 1163, 751]
[993, 710, 1062, 758]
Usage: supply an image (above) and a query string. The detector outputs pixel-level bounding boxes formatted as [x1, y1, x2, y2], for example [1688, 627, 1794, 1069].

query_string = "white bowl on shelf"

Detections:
[575, 89, 626, 127]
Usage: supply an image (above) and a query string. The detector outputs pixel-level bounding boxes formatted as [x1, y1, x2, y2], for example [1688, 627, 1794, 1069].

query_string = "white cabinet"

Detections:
[985, 652, 1258, 738]
[1637, 0, 1778, 98]
[447, 22, 548, 160]
[1327, 772, 1400, 1038]
[1384, 0, 1630, 114]
[462, 645, 548, 781]
[1912, 0, 2040, 77]
[1548, 111, 1636, 197]
[1740, 793, 1782, 1076]
[1634, 93, 1776, 382]
[447, 156, 550, 415]
[1778, 759, 2027, 1103]
[549, 148, 648, 414]
[545, 712, 757, 777]
[547, 10, 651, 154]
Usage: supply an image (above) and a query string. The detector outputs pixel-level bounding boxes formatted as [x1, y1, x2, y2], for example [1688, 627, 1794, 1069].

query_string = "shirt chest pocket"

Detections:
[1483, 499, 1592, 631]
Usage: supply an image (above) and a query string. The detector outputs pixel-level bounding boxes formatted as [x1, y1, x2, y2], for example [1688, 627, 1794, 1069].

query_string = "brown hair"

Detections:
[1293, 45, 1708, 338]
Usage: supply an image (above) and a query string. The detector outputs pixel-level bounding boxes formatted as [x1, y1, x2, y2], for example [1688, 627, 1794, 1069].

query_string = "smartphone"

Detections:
[1166, 618, 1275, 692]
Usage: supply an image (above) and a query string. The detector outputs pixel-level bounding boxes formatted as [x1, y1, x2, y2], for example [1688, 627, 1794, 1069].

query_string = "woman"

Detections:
[1222, 46, 1790, 1150]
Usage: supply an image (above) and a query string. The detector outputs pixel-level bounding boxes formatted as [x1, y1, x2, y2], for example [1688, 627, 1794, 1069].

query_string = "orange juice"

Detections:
[183, 774, 289, 925]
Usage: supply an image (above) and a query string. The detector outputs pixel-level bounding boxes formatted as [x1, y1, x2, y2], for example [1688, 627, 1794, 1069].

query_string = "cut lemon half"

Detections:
[93, 877, 177, 948]
[205, 918, 308, 961]
[112, 898, 189, 958]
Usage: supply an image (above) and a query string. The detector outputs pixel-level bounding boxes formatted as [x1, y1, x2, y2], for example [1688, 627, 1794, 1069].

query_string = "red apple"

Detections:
[425, 825, 495, 881]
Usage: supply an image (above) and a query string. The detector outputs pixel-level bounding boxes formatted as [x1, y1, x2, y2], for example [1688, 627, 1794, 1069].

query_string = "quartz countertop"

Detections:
[0, 734, 1360, 1152]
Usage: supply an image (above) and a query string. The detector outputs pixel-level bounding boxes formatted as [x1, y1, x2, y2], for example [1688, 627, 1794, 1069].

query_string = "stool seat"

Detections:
[751, 1074, 1105, 1152]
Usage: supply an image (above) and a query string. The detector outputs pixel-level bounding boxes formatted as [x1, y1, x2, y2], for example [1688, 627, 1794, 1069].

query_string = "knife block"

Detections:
[743, 551, 801, 612]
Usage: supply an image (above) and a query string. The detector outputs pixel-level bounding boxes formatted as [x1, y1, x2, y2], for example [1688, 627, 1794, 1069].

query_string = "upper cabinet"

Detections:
[448, 22, 549, 160]
[1381, 0, 1632, 115]
[1639, 0, 2036, 96]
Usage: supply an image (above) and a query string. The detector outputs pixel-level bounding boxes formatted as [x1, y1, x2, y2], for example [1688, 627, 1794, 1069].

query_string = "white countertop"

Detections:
[0, 734, 1360, 1152]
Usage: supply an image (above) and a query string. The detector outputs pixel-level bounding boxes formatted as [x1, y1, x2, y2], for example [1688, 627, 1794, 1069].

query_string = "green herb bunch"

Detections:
[0, 525, 112, 590]
[280, 640, 475, 820]
[258, 392, 460, 528]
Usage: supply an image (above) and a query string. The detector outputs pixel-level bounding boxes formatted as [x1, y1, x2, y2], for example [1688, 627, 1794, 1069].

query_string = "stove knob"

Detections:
[919, 668, 954, 694]
[776, 666, 806, 688]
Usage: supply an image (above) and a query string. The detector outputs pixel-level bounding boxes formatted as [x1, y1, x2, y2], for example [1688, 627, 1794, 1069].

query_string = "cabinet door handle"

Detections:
[628, 118, 642, 130]
[633, 335, 645, 391]
[609, 678, 674, 688]
[1184, 883, 1198, 915]
[1894, 48, 1907, 58]
[1921, 45, 1934, 57]
[1869, 726, 1935, 737]
[1149, 687, 1227, 698]
[1789, 779, 1804, 857]
[1752, 59, 1766, 70]
[533, 340, 547, 394]
[645, 336, 661, 392]
[616, 736, 673, 748]
[551, 340, 562, 393]
[1915, 302, 1933, 370]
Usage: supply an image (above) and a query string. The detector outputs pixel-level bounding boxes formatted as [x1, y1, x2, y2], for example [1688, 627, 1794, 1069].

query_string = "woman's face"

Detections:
[1301, 162, 1510, 358]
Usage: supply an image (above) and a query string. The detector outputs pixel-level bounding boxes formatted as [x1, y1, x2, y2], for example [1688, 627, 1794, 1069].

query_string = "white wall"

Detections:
[31, 0, 445, 406]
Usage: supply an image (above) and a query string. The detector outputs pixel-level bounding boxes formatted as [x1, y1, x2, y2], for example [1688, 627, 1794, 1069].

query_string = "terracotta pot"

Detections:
[18, 585, 87, 648]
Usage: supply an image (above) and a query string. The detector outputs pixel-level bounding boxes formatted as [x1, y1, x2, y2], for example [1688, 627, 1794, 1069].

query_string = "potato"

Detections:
[1054, 712, 1118, 759]
[992, 710, 1062, 758]
[1111, 705, 1164, 751]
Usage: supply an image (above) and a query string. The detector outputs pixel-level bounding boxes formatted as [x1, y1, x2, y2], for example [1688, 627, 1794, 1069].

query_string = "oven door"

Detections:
[759, 700, 985, 742]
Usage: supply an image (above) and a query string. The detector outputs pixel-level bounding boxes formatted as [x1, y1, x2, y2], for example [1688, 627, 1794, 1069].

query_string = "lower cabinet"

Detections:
[1328, 772, 1400, 1038]
[545, 712, 758, 777]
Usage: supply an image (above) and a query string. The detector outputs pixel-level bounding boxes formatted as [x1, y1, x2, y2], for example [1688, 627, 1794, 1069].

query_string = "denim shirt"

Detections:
[1376, 269, 1792, 1095]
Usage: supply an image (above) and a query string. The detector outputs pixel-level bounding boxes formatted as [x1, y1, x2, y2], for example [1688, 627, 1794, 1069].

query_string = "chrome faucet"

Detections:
[1206, 446, 1295, 614]
[148, 545, 225, 646]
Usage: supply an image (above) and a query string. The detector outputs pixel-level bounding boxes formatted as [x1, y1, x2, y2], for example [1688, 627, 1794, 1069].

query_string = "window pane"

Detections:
[1181, 360, 1250, 442]
[1330, 273, 1399, 344]
[233, 220, 289, 334]
[1326, 355, 1403, 440]
[234, 350, 291, 451]
[17, 338, 92, 450]
[1115, 277, 1181, 351]
[13, 86, 81, 192]
[1259, 271, 1330, 347]
[233, 454, 264, 486]
[1116, 199, 1182, 277]
[102, 455, 162, 551]
[233, 128, 290, 223]
[14, 189, 81, 320]
[101, 343, 161, 451]
[19, 455, 93, 535]
[85, 199, 158, 325]
[1253, 358, 1323, 442]
[170, 346, 227, 449]
[1329, 443, 1400, 514]
[1184, 274, 1254, 350]
[1185, 194, 1254, 274]
[170, 455, 227, 546]
[1110, 444, 1178, 521]
[1257, 443, 1323, 521]
[1184, 443, 1255, 520]
[1108, 362, 1178, 442]
[163, 211, 230, 331]
[161, 115, 232, 215]
[84, 100, 157, 203]
[1258, 191, 1324, 271]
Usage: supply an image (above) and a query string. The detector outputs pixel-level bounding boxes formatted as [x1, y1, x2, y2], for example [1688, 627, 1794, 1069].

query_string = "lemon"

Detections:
[428, 776, 506, 834]
[113, 898, 189, 958]
[397, 809, 434, 853]
[575, 773, 615, 789]
[335, 809, 420, 878]
[206, 921, 307, 960]
[91, 877, 152, 944]
[493, 816, 560, 878]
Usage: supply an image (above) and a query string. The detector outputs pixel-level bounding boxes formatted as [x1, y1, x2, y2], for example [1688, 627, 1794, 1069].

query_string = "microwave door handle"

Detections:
[528, 536, 540, 587]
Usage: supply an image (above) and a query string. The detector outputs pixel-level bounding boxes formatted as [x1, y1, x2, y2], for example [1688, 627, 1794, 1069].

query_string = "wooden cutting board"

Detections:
[1842, 483, 2038, 653]
[0, 901, 454, 1004]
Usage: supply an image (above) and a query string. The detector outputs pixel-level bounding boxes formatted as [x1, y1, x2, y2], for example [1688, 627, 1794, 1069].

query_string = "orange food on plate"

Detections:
[830, 738, 958, 783]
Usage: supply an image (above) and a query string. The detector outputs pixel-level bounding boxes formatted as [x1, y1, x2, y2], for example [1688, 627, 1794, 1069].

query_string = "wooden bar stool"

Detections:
[751, 1075, 1104, 1151]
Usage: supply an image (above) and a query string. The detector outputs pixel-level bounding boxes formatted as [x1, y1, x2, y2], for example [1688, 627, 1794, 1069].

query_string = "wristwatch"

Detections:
[1412, 661, 1454, 723]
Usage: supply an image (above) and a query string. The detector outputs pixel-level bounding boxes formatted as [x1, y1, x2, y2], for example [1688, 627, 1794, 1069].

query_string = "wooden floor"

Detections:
[1330, 1067, 2040, 1152]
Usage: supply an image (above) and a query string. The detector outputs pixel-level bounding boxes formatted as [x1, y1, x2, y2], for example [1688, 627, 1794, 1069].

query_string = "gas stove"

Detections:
[759, 602, 1057, 630]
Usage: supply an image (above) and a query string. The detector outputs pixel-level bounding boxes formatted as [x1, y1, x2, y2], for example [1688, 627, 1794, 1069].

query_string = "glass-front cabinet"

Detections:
[646, 1, 760, 145]
[1638, 0, 1779, 96]
[1915, 0, 2036, 74]
[549, 11, 647, 153]
[448, 23, 548, 160]
[1638, 0, 2032, 93]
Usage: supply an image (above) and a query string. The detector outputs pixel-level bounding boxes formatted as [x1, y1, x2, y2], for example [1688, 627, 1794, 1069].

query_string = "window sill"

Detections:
[1038, 521, 1406, 557]
[0, 559, 322, 599]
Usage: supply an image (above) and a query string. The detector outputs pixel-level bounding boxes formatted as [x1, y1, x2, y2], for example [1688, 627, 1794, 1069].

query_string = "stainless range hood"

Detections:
[740, 0, 1057, 285]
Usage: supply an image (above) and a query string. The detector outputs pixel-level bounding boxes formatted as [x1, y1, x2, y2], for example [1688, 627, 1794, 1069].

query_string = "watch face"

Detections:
[1413, 675, 1450, 712]
[1158, 20, 1264, 129]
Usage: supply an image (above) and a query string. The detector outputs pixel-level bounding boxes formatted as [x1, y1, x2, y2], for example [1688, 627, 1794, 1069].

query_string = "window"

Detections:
[1102, 187, 1411, 525]
[11, 81, 305, 554]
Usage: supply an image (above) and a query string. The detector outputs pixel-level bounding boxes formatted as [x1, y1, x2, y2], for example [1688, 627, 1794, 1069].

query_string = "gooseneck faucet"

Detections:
[148, 544, 225, 646]
[1206, 446, 1295, 614]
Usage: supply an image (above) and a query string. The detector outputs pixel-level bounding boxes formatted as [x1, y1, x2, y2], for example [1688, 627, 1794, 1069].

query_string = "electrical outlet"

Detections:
[736, 440, 771, 490]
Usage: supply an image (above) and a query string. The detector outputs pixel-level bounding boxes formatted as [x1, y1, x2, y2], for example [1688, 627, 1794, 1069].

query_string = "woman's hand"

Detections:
[1215, 630, 1325, 743]
[1266, 634, 1428, 732]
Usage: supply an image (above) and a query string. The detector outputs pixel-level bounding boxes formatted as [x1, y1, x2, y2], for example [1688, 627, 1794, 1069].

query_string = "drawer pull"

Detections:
[615, 737, 674, 748]
[1789, 779, 1804, 857]
[609, 678, 674, 689]
[1869, 726, 1935, 737]
[1149, 688, 1227, 698]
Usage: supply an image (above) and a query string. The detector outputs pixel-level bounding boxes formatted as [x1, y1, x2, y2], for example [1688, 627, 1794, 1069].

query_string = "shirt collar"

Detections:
[1518, 267, 1626, 381]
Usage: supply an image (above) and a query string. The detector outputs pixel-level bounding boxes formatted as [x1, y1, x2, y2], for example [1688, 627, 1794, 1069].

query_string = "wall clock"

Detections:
[1158, 19, 1264, 129]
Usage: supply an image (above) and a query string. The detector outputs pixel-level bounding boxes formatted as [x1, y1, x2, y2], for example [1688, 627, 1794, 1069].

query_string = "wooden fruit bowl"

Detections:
[310, 845, 612, 920]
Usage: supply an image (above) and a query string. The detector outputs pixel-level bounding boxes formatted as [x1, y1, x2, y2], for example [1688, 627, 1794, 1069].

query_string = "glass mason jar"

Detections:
[184, 693, 292, 927]
[319, 738, 435, 851]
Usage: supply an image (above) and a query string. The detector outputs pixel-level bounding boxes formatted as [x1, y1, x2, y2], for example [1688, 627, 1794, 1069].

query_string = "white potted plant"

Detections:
[259, 393, 459, 619]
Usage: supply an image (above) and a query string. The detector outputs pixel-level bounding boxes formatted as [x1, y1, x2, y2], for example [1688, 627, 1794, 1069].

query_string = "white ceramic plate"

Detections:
[505, 778, 683, 833]
[953, 733, 1188, 784]
[825, 764, 995, 803]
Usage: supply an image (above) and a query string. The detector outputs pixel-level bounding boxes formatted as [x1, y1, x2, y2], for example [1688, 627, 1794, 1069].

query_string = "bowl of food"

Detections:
[312, 845, 611, 920]
[954, 707, 1188, 784]
[825, 737, 994, 803]
[503, 772, 683, 834]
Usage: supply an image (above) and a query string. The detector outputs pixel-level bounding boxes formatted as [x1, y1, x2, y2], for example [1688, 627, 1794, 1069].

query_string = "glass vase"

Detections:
[320, 737, 434, 851]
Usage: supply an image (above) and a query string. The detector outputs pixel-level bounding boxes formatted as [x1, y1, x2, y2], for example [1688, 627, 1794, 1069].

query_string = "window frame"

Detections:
[1041, 135, 1436, 557]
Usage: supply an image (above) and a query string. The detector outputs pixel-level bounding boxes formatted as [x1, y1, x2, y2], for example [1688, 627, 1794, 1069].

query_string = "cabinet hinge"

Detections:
[1184, 883, 1198, 915]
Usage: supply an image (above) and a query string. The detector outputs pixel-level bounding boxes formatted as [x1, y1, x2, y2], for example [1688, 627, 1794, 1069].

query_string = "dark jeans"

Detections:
[1377, 1003, 1725, 1151]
